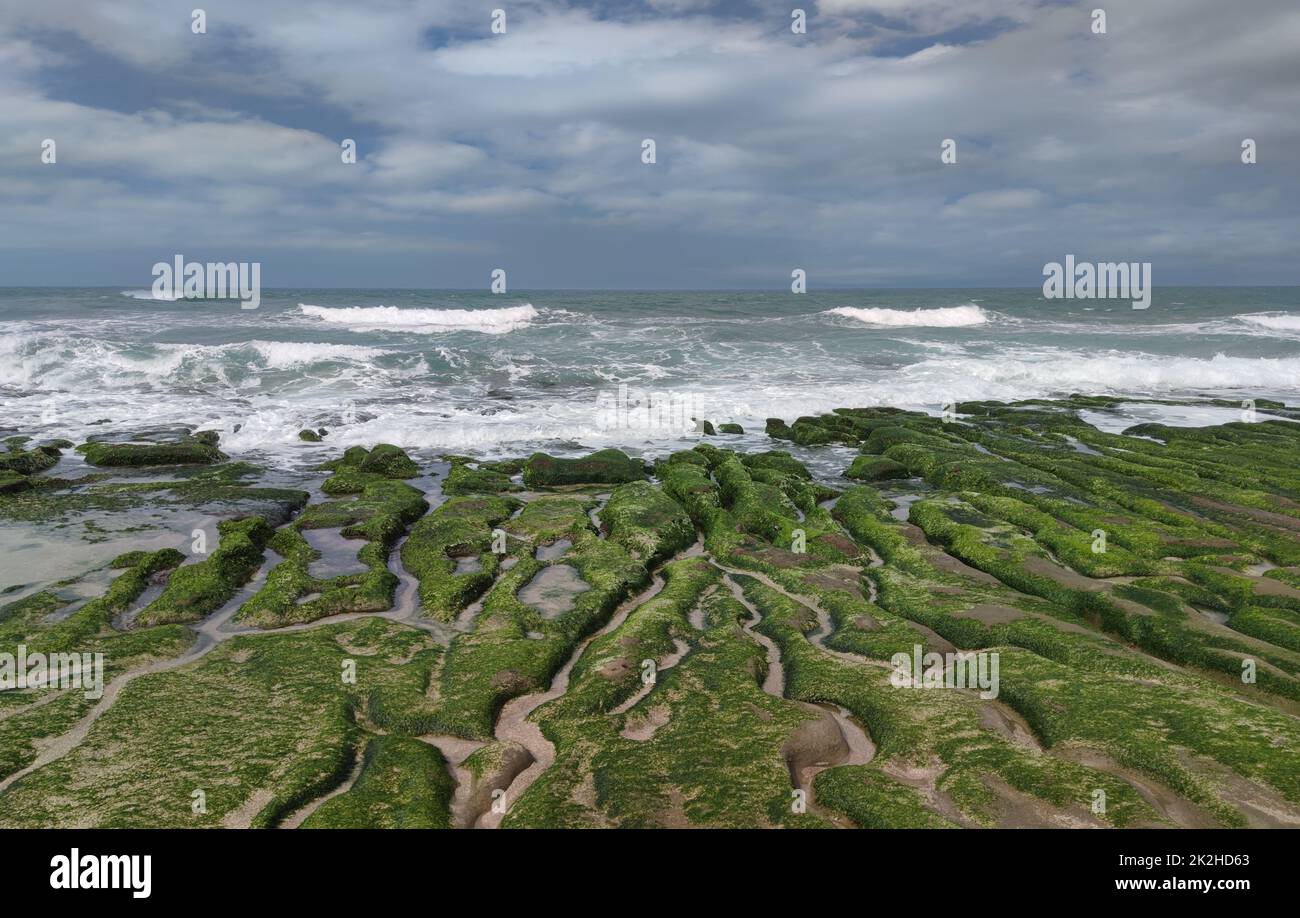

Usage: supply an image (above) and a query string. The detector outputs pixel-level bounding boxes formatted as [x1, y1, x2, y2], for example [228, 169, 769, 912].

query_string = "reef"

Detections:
[2, 398, 1299, 829]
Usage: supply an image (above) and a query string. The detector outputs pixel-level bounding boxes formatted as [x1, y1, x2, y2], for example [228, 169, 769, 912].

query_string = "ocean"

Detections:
[3, 286, 1300, 467]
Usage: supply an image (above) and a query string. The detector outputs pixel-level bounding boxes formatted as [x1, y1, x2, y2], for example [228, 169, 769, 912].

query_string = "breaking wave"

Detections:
[826, 304, 990, 327]
[298, 303, 539, 333]
[1236, 313, 1300, 332]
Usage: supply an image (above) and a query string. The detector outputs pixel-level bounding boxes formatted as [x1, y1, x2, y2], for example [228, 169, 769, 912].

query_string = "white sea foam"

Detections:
[248, 341, 382, 368]
[298, 303, 539, 333]
[826, 304, 990, 327]
[120, 289, 179, 301]
[0, 335, 387, 387]
[900, 349, 1300, 396]
[1235, 313, 1300, 332]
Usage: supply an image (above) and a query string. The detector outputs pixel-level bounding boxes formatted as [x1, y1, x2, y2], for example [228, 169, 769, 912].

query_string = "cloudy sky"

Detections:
[1, 0, 1296, 288]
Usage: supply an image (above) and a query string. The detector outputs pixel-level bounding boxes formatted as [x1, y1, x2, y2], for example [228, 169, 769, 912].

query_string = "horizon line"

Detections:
[3, 283, 1299, 293]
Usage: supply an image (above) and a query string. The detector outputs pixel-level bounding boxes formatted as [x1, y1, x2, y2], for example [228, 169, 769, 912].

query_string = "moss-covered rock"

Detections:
[400, 494, 520, 621]
[320, 467, 382, 495]
[523, 449, 646, 488]
[135, 517, 275, 626]
[479, 459, 524, 475]
[845, 455, 909, 481]
[298, 429, 323, 442]
[301, 735, 453, 828]
[0, 471, 31, 495]
[239, 481, 429, 628]
[765, 415, 850, 446]
[0, 444, 61, 475]
[718, 423, 745, 435]
[442, 463, 519, 496]
[600, 480, 697, 565]
[78, 437, 225, 467]
[742, 450, 812, 480]
[359, 443, 419, 479]
[317, 444, 420, 493]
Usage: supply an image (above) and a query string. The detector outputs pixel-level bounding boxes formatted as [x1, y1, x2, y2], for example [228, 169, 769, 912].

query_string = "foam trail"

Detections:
[298, 303, 539, 333]
[120, 289, 178, 301]
[826, 304, 989, 327]
[1236, 313, 1300, 332]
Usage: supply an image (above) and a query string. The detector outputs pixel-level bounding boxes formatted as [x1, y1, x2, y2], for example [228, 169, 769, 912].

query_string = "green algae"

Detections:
[507, 584, 827, 828]
[523, 449, 646, 488]
[442, 462, 520, 496]
[301, 735, 453, 828]
[78, 437, 225, 467]
[428, 497, 647, 738]
[845, 455, 909, 482]
[136, 517, 274, 626]
[0, 443, 61, 475]
[237, 479, 428, 628]
[399, 494, 520, 622]
[5, 405, 1300, 829]
[0, 617, 439, 827]
[598, 480, 695, 565]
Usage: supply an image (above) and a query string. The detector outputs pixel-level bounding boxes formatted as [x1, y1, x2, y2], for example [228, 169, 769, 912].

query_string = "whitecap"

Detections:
[825, 304, 990, 327]
[298, 303, 539, 334]
[1235, 313, 1300, 332]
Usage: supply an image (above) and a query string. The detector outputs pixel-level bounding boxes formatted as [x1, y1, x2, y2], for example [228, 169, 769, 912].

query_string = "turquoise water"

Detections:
[3, 286, 1299, 465]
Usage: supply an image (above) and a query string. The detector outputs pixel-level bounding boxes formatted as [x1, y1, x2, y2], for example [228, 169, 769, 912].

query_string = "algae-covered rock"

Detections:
[135, 517, 274, 626]
[340, 445, 370, 467]
[359, 443, 419, 479]
[523, 449, 646, 488]
[718, 423, 745, 435]
[479, 459, 524, 475]
[320, 466, 381, 495]
[861, 426, 929, 454]
[653, 450, 709, 477]
[741, 450, 812, 480]
[765, 416, 835, 446]
[664, 449, 709, 467]
[301, 735, 454, 829]
[317, 445, 372, 472]
[845, 455, 909, 482]
[600, 480, 696, 564]
[442, 463, 519, 496]
[318, 444, 418, 484]
[110, 547, 186, 571]
[400, 494, 519, 621]
[0, 444, 61, 475]
[298, 429, 323, 442]
[698, 419, 717, 435]
[0, 471, 30, 495]
[78, 437, 225, 467]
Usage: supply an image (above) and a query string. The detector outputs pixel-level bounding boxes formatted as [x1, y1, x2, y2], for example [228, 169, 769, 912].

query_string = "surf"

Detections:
[825, 304, 990, 327]
[298, 303, 539, 333]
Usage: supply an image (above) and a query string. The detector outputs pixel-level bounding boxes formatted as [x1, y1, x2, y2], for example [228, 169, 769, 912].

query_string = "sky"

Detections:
[0, 0, 1297, 289]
